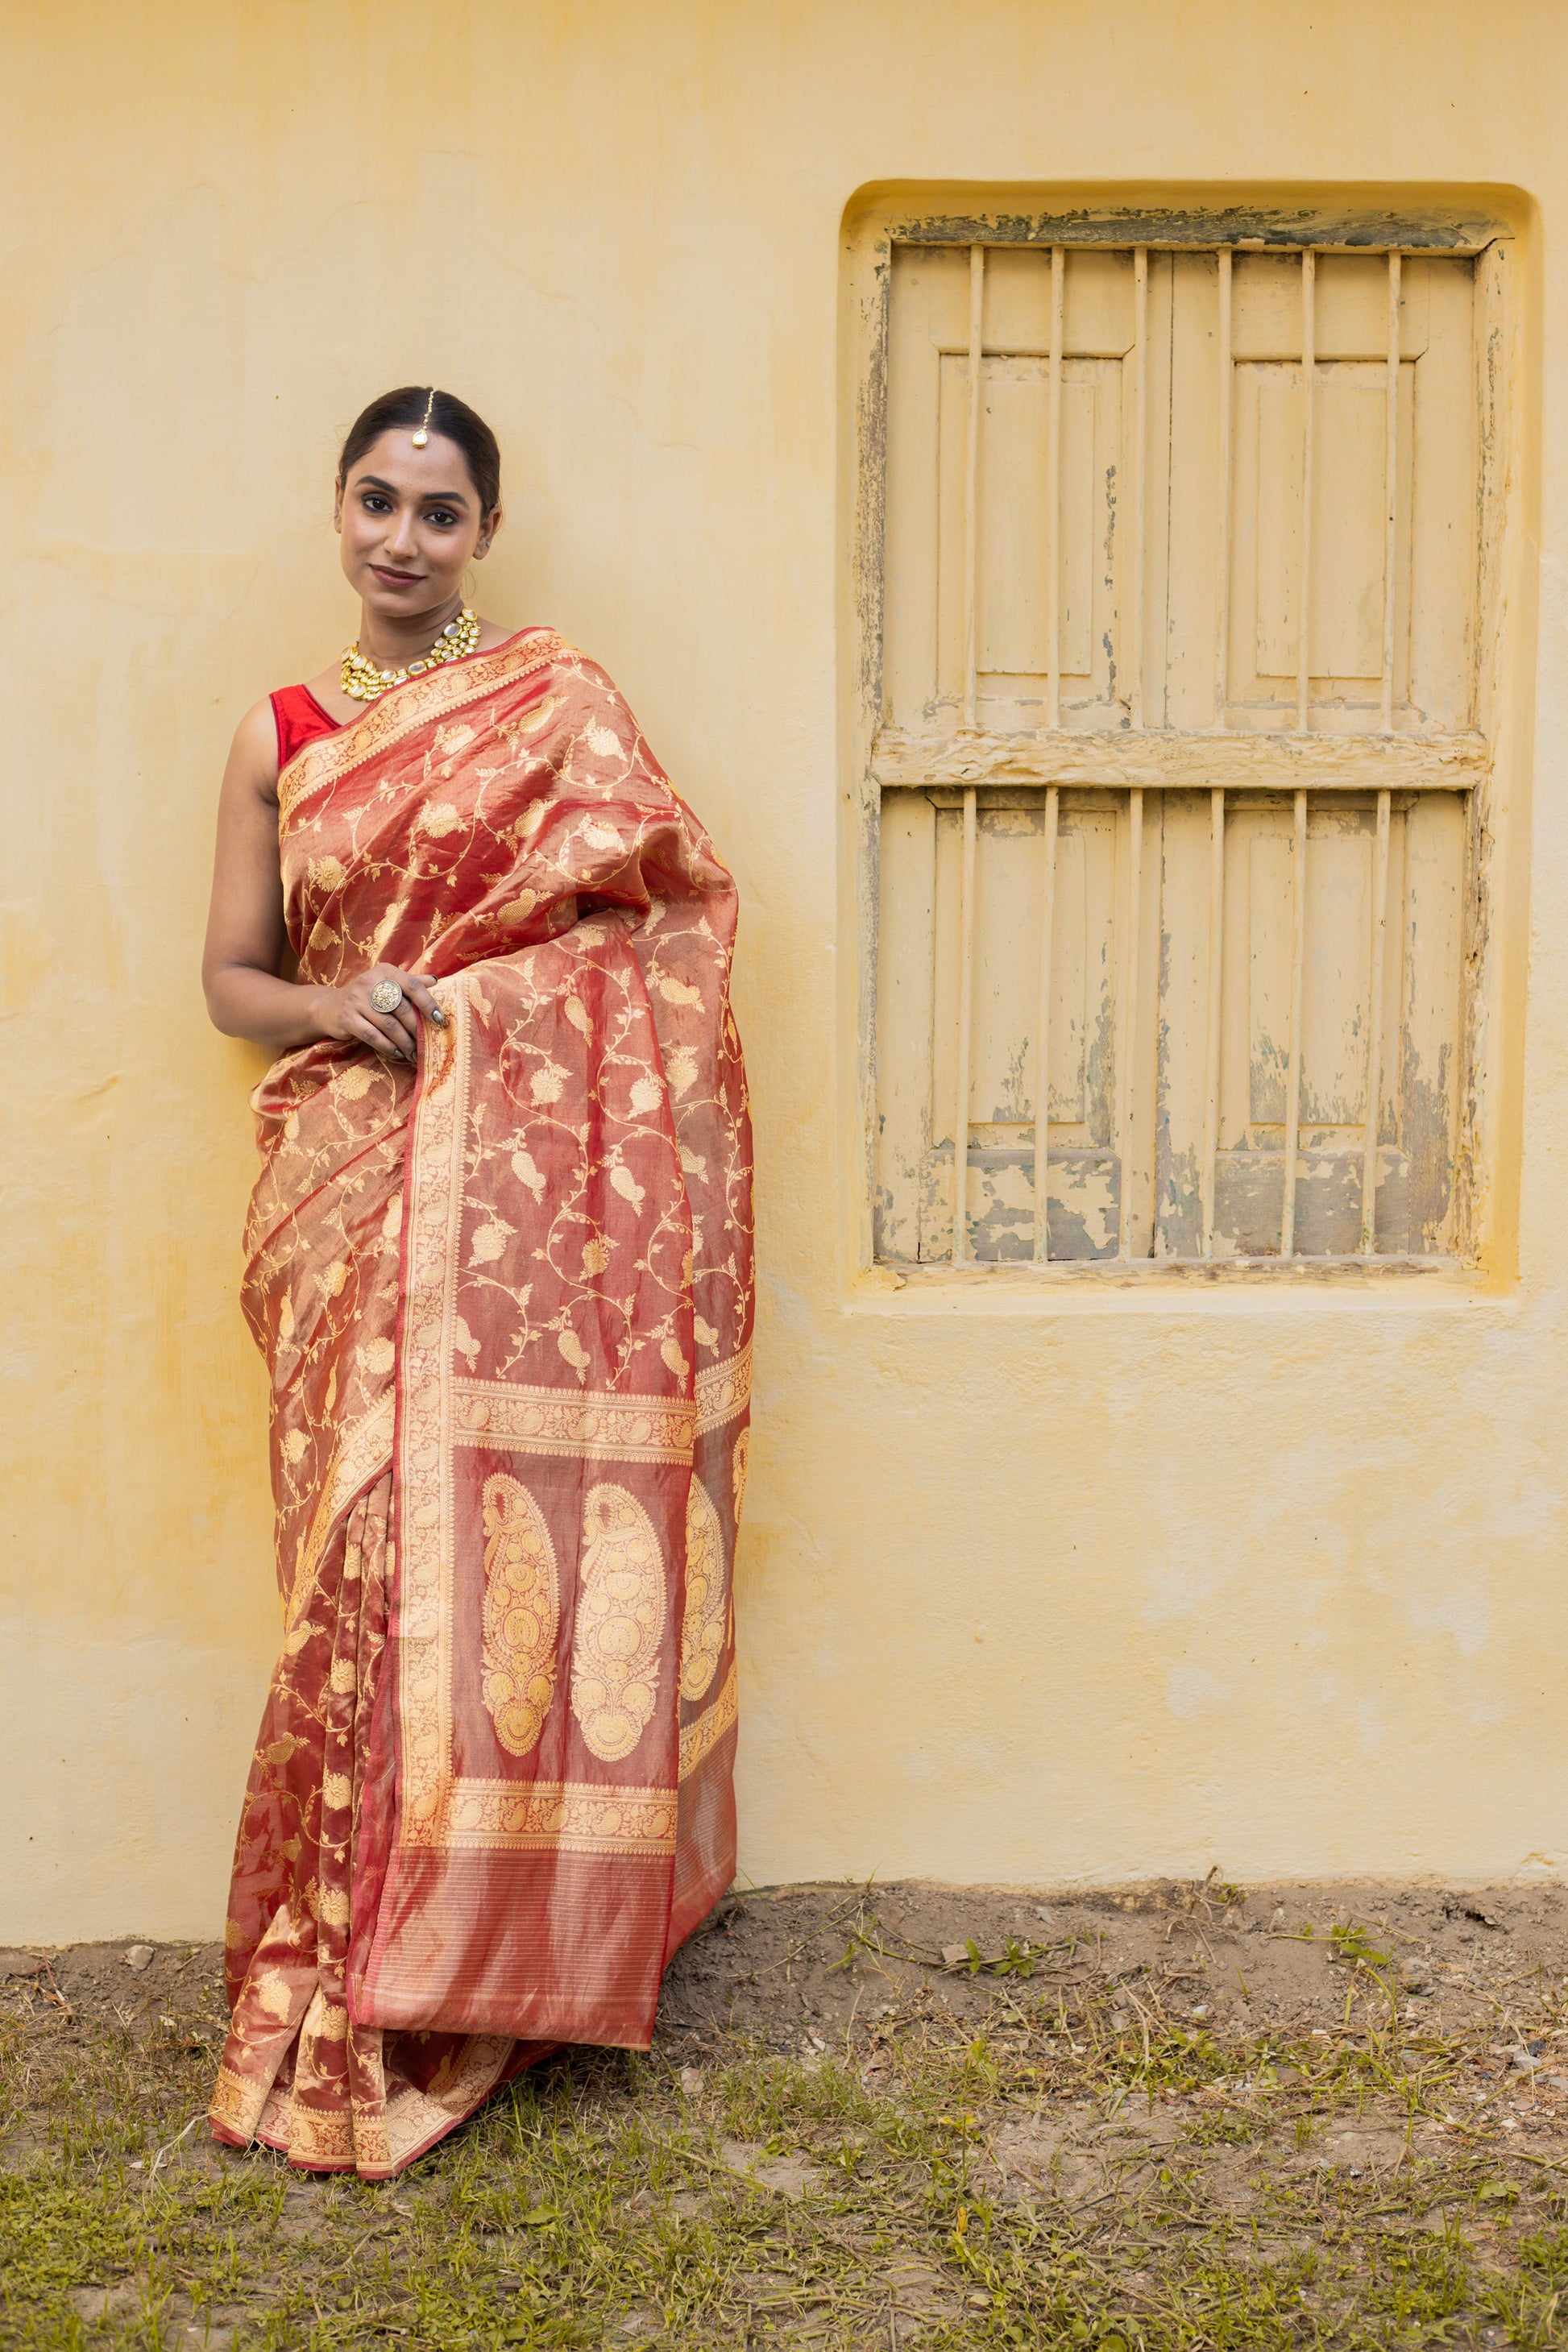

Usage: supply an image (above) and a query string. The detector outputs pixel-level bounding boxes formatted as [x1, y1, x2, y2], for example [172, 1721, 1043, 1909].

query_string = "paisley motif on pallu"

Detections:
[678, 1478, 726, 1703]
[570, 1483, 666, 1761]
[211, 628, 753, 2178]
[479, 1474, 559, 1758]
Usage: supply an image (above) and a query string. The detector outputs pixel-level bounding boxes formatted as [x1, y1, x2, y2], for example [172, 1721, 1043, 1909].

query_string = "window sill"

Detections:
[849, 1255, 1506, 1314]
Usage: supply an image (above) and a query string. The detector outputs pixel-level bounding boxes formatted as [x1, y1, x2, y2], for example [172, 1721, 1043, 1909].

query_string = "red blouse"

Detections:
[271, 683, 342, 772]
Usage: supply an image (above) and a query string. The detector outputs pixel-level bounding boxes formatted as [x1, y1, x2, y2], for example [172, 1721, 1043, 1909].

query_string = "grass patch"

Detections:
[6, 1894, 1568, 2347]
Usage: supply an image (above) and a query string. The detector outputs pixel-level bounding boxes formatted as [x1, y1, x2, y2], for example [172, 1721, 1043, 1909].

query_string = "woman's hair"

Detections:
[337, 386, 502, 517]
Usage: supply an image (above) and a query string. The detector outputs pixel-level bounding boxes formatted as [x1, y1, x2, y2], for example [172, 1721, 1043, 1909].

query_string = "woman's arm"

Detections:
[201, 699, 444, 1064]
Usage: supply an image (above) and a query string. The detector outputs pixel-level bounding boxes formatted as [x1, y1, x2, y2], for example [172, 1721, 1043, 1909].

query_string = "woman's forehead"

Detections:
[346, 432, 474, 499]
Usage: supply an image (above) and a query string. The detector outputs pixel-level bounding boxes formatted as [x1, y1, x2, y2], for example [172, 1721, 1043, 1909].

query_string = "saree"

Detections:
[209, 628, 753, 2177]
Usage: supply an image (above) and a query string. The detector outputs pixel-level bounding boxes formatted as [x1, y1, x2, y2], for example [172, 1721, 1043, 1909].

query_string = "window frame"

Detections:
[840, 186, 1525, 1293]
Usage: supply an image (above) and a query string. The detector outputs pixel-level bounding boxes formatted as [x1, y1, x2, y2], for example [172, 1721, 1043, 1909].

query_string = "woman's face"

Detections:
[335, 429, 500, 624]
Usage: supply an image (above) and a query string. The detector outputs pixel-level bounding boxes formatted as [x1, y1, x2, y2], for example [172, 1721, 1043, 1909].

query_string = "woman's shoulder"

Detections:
[225, 678, 339, 798]
[272, 678, 344, 768]
[226, 694, 283, 794]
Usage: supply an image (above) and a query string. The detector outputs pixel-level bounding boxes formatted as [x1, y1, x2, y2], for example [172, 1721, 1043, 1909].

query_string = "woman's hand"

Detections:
[316, 965, 448, 1065]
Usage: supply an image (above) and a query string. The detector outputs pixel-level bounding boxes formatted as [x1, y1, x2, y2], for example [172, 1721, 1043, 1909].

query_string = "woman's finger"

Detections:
[346, 1014, 404, 1063]
[388, 997, 421, 1050]
[406, 972, 448, 1028]
[342, 1014, 397, 1061]
[346, 1010, 413, 1063]
[371, 1009, 417, 1060]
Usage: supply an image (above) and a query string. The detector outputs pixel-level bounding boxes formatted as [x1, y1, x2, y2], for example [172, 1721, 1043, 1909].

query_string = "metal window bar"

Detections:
[1296, 250, 1316, 734]
[962, 244, 984, 732]
[1280, 787, 1309, 1257]
[952, 784, 977, 1263]
[1118, 786, 1144, 1259]
[1382, 252, 1401, 732]
[1031, 784, 1060, 1260]
[1361, 788, 1392, 1255]
[1046, 244, 1064, 731]
[1130, 247, 1148, 731]
[1214, 247, 1233, 728]
[1201, 786, 1225, 1257]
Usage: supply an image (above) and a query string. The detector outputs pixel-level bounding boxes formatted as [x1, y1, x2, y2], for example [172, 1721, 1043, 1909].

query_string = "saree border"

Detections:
[441, 1778, 678, 1856]
[284, 1391, 396, 1632]
[678, 1662, 738, 1782]
[241, 2032, 518, 2178]
[396, 969, 467, 1840]
[695, 1347, 752, 1435]
[277, 627, 565, 825]
[453, 1378, 695, 1464]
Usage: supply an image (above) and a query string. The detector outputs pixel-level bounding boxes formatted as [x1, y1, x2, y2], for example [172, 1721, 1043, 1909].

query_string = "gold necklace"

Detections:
[341, 607, 481, 701]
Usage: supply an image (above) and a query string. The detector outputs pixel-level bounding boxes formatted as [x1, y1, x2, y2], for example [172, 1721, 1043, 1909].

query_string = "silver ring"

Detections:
[369, 978, 404, 1014]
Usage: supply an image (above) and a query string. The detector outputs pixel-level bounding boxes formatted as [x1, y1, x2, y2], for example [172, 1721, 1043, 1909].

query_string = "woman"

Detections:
[201, 386, 753, 2178]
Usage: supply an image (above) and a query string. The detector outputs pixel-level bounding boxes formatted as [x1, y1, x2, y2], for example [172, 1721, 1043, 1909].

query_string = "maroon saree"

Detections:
[209, 629, 753, 2176]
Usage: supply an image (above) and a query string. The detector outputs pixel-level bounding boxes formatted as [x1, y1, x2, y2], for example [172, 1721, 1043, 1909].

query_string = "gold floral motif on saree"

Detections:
[479, 1473, 559, 1758]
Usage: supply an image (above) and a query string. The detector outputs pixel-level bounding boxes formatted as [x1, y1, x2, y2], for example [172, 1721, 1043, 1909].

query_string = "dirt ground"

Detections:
[8, 1876, 1568, 2347]
[663, 1876, 1568, 2047]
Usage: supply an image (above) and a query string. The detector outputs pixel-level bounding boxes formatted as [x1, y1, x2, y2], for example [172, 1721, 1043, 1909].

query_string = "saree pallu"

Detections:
[209, 628, 753, 2177]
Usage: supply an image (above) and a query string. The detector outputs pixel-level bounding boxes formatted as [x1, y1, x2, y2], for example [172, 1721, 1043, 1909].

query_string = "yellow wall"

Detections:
[5, 0, 1565, 1941]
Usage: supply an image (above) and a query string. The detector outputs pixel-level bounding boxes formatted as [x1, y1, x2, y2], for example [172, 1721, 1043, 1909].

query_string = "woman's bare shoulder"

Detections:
[226, 695, 281, 796]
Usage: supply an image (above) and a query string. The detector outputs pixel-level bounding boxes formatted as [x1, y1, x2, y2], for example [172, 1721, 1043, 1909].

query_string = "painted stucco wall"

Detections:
[3, 0, 1564, 1942]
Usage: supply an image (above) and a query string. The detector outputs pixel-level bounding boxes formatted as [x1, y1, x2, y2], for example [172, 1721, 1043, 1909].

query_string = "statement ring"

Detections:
[369, 979, 404, 1014]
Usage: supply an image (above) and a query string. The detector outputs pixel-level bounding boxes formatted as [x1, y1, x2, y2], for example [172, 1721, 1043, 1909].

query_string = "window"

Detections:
[868, 225, 1508, 1268]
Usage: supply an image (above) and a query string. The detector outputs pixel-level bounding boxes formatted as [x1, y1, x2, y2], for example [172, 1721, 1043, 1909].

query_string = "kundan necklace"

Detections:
[340, 606, 481, 702]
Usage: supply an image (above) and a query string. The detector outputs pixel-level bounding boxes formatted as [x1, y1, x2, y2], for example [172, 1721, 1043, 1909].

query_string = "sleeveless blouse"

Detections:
[271, 683, 341, 773]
